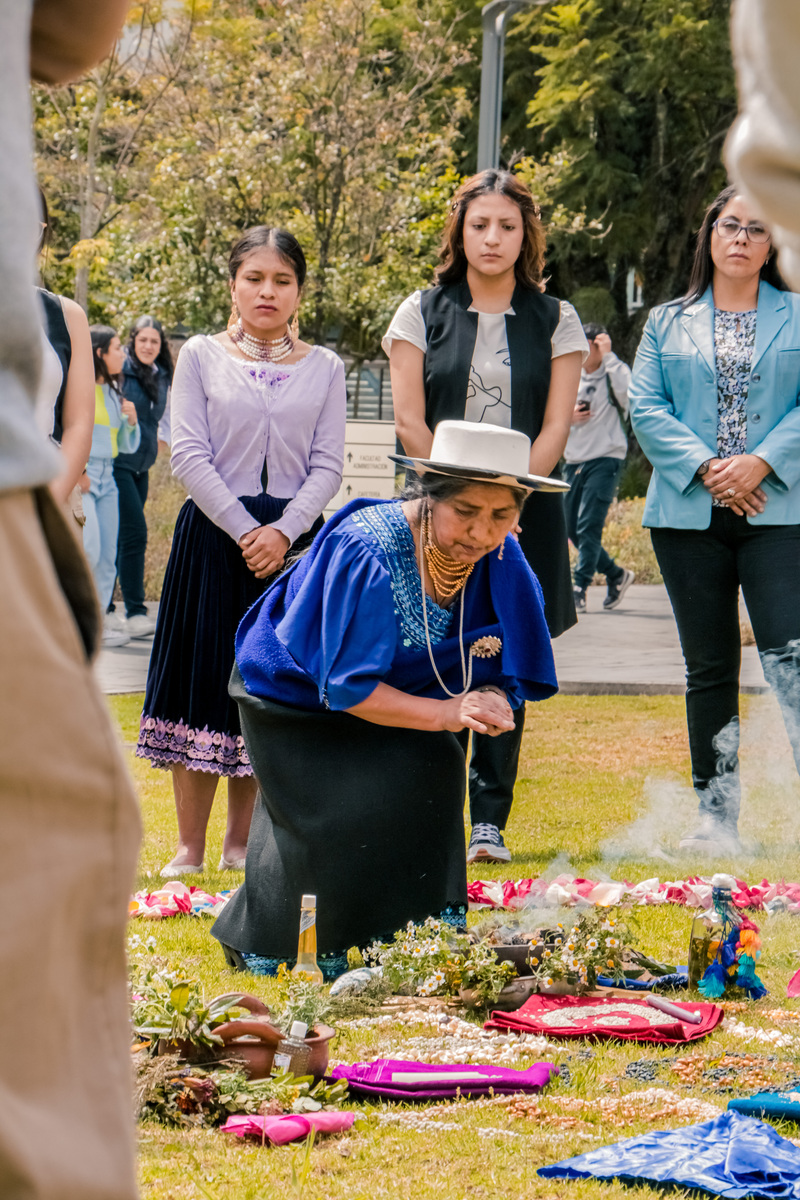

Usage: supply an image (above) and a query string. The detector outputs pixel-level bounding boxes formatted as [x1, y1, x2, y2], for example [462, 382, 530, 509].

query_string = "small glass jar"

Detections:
[271, 1020, 311, 1077]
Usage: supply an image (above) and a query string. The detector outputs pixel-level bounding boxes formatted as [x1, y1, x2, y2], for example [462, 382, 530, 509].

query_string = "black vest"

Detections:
[419, 279, 560, 444]
[38, 289, 71, 443]
[417, 279, 575, 637]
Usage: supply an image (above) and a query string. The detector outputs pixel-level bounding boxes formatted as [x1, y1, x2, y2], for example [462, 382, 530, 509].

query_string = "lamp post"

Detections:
[477, 0, 552, 172]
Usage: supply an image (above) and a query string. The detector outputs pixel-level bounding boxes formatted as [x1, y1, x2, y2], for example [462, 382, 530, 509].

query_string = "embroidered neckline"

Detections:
[349, 502, 454, 650]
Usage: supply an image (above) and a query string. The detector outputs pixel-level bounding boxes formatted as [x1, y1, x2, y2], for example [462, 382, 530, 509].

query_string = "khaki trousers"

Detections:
[0, 488, 141, 1200]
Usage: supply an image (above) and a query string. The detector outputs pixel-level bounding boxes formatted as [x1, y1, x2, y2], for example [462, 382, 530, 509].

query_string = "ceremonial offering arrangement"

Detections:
[687, 873, 767, 999]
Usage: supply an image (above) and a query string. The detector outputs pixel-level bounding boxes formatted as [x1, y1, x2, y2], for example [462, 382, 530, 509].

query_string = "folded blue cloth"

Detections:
[596, 967, 688, 991]
[539, 1110, 800, 1198]
[729, 1093, 800, 1122]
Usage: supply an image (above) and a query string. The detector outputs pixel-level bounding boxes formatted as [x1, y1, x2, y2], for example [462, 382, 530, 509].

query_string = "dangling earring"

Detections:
[227, 296, 239, 334]
[497, 541, 504, 561]
[290, 309, 300, 341]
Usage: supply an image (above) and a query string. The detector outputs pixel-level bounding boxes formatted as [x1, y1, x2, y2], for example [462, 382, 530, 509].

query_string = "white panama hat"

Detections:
[389, 420, 570, 494]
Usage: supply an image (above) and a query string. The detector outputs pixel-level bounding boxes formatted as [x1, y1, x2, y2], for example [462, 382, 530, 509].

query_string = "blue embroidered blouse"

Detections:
[236, 498, 558, 712]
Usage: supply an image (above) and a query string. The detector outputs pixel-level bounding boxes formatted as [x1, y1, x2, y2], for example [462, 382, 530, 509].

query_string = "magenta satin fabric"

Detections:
[328, 1058, 558, 1100]
[222, 1111, 355, 1145]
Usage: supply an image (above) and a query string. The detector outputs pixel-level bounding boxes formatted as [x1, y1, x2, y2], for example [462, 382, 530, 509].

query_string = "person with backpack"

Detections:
[564, 323, 635, 613]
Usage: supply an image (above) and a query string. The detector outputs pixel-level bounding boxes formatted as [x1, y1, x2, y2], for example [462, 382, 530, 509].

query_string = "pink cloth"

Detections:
[221, 1111, 355, 1145]
[466, 875, 800, 915]
[129, 881, 231, 918]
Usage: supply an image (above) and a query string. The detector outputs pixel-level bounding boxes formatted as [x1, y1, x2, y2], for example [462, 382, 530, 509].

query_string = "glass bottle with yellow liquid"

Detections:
[291, 893, 324, 984]
[687, 873, 740, 989]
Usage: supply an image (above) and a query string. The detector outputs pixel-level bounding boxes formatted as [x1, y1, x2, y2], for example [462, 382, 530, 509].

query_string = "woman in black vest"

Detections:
[384, 169, 586, 864]
[111, 315, 173, 638]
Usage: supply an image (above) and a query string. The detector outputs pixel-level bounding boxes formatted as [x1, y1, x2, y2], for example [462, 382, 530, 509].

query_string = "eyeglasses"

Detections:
[712, 217, 770, 244]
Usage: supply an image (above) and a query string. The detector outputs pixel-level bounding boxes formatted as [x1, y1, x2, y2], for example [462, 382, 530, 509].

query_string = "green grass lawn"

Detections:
[115, 691, 800, 1199]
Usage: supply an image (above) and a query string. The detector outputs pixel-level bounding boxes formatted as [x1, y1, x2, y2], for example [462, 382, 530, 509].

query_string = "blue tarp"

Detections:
[539, 1110, 800, 1198]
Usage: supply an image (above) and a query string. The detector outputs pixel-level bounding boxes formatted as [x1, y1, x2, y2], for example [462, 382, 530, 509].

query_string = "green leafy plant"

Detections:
[455, 940, 517, 1008]
[275, 963, 333, 1033]
[135, 1057, 348, 1128]
[130, 960, 245, 1050]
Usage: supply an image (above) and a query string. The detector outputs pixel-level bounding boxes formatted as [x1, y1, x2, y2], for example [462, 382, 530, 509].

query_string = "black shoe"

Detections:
[603, 568, 635, 611]
[573, 586, 587, 614]
[466, 823, 512, 864]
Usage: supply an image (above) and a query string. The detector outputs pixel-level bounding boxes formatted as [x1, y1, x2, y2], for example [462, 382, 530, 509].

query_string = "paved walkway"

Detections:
[94, 585, 768, 696]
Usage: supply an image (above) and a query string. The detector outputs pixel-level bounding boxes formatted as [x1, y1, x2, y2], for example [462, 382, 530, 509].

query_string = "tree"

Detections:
[34, 2, 194, 313]
[509, 0, 737, 351]
[34, 0, 472, 364]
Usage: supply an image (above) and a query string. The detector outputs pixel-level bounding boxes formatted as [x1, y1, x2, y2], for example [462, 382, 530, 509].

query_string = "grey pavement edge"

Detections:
[93, 585, 768, 697]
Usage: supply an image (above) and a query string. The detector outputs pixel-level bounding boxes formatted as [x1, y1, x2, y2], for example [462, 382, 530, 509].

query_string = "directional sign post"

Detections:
[324, 420, 399, 518]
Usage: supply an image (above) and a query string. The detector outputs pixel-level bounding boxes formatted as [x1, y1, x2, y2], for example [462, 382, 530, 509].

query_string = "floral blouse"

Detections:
[713, 309, 756, 505]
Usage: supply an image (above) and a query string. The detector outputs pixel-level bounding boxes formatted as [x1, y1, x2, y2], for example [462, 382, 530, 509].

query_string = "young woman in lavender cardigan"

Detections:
[137, 227, 346, 878]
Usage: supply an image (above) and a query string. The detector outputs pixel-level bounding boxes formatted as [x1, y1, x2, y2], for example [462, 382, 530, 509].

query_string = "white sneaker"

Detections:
[102, 616, 130, 648]
[679, 813, 742, 855]
[126, 613, 157, 638]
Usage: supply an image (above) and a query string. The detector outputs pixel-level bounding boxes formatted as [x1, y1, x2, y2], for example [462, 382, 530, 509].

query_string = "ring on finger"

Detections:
[726, 486, 736, 497]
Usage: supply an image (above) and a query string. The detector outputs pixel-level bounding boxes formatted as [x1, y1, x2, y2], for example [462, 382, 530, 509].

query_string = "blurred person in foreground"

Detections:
[564, 323, 634, 614]
[629, 185, 800, 858]
[727, 1, 800, 292]
[0, 3, 140, 1200]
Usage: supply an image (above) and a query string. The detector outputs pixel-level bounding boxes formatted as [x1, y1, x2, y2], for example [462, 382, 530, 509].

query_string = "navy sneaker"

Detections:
[603, 567, 635, 611]
[467, 823, 511, 864]
[573, 586, 587, 614]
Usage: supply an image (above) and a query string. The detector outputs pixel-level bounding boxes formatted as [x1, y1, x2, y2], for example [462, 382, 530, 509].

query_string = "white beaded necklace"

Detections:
[229, 318, 294, 362]
[417, 502, 472, 698]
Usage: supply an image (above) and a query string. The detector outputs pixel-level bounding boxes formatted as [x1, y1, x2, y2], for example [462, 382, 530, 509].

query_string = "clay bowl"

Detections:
[215, 1021, 336, 1081]
[156, 990, 336, 1081]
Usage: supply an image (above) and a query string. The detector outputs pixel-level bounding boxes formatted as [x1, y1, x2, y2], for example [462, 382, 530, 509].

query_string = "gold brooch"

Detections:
[470, 636, 502, 659]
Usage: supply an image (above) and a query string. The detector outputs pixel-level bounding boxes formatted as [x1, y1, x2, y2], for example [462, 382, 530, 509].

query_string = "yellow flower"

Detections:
[607, 958, 615, 968]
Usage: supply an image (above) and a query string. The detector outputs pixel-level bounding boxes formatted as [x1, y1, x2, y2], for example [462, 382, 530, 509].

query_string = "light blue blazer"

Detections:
[629, 282, 800, 528]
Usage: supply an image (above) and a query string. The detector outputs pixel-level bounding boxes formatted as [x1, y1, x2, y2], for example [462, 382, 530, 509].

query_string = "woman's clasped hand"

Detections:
[702, 454, 770, 516]
[239, 524, 291, 577]
[441, 687, 515, 736]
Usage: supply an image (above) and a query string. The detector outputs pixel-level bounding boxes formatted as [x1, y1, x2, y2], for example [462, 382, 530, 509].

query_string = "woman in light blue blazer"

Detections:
[630, 184, 800, 855]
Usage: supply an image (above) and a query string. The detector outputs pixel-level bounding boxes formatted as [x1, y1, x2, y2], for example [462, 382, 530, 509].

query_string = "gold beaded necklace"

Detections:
[421, 504, 473, 602]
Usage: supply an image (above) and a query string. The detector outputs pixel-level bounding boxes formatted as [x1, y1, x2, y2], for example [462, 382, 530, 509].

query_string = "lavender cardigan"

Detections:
[170, 335, 347, 545]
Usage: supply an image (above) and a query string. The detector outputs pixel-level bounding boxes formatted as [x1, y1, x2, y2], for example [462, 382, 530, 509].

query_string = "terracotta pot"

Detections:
[155, 993, 335, 1081]
[214, 1021, 336, 1081]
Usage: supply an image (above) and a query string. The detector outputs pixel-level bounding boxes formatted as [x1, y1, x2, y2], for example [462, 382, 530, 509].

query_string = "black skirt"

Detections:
[516, 490, 576, 639]
[211, 667, 469, 959]
[137, 495, 319, 777]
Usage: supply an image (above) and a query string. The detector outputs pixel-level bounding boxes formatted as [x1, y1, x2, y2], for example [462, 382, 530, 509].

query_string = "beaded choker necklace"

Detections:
[418, 501, 473, 698]
[421, 504, 474, 602]
[228, 318, 294, 362]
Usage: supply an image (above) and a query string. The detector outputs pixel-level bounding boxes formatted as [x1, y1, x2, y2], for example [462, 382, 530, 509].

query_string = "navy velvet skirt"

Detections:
[136, 495, 319, 777]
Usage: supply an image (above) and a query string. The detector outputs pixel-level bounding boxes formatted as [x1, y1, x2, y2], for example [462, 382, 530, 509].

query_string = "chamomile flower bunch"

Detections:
[529, 907, 637, 992]
[365, 918, 465, 996]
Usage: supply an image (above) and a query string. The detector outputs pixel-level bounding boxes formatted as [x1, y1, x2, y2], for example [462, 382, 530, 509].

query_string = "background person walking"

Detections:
[110, 314, 173, 639]
[565, 323, 635, 613]
[85, 325, 139, 647]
